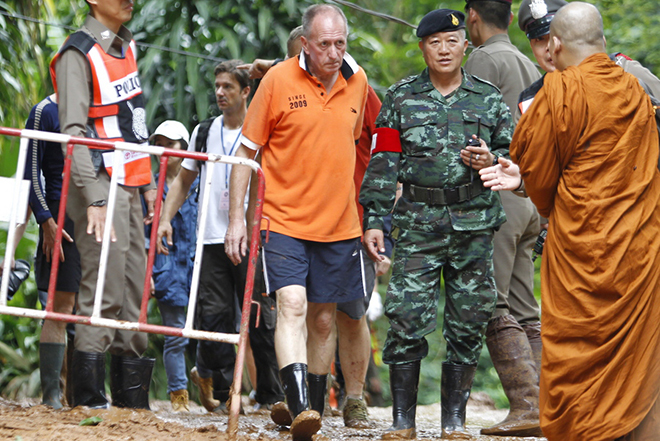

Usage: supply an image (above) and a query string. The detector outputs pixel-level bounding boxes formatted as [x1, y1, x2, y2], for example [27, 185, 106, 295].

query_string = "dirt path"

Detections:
[0, 394, 547, 441]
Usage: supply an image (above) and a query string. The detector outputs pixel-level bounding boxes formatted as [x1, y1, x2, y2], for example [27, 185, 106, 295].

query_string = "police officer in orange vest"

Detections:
[50, 0, 157, 409]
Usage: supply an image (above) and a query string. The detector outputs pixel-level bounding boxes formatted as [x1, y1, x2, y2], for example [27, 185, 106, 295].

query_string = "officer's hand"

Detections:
[225, 220, 248, 265]
[157, 220, 173, 255]
[479, 157, 522, 191]
[363, 229, 386, 263]
[87, 205, 116, 243]
[460, 136, 494, 171]
[143, 188, 157, 225]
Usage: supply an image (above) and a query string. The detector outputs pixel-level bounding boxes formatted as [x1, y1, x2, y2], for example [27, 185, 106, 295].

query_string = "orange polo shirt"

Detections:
[241, 52, 368, 242]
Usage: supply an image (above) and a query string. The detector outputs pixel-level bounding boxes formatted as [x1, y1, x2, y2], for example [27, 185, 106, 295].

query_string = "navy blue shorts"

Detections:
[261, 231, 366, 304]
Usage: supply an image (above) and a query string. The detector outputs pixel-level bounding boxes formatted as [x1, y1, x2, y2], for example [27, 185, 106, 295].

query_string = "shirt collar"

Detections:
[482, 33, 511, 46]
[412, 68, 479, 94]
[298, 50, 360, 81]
[82, 15, 133, 56]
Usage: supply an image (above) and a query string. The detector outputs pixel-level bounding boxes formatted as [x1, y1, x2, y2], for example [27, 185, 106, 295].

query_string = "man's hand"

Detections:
[237, 59, 276, 79]
[225, 220, 248, 265]
[479, 157, 522, 192]
[42, 217, 74, 262]
[363, 229, 386, 263]
[87, 205, 116, 243]
[460, 136, 495, 171]
[376, 255, 392, 277]
[156, 220, 173, 255]
[143, 188, 157, 225]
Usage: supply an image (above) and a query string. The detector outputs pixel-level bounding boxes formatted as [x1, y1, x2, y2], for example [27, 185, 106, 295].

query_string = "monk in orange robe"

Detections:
[484, 2, 660, 440]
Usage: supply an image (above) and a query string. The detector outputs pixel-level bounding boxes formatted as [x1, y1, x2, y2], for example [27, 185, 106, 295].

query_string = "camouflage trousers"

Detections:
[382, 228, 497, 365]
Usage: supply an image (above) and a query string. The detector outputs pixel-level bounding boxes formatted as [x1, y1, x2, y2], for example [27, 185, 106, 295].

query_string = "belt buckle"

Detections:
[425, 187, 435, 205]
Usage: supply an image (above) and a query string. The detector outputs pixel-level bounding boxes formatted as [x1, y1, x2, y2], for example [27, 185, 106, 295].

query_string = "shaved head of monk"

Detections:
[549, 2, 606, 71]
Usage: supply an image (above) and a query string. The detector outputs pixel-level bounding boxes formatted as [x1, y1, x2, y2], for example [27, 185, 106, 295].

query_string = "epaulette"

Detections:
[467, 73, 502, 94]
[59, 31, 96, 55]
[388, 75, 418, 93]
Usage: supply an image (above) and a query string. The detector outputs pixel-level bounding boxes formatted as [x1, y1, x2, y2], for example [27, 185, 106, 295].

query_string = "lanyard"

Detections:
[220, 116, 242, 187]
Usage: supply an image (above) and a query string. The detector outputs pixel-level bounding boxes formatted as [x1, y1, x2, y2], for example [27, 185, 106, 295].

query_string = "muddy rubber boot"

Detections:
[110, 355, 154, 410]
[522, 321, 542, 381]
[71, 350, 108, 409]
[190, 366, 220, 412]
[382, 360, 420, 440]
[308, 373, 327, 417]
[480, 315, 543, 437]
[441, 362, 476, 439]
[278, 363, 321, 441]
[170, 389, 189, 412]
[40, 343, 66, 409]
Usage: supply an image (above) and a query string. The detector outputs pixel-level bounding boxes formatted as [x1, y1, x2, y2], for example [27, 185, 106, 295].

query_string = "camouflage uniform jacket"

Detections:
[360, 68, 512, 233]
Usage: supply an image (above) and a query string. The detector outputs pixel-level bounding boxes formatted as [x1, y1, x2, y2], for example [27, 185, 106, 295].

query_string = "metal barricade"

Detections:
[0, 126, 264, 438]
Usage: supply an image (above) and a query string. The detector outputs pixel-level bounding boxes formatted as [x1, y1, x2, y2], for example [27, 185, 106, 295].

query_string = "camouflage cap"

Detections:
[416, 9, 466, 38]
[518, 0, 568, 39]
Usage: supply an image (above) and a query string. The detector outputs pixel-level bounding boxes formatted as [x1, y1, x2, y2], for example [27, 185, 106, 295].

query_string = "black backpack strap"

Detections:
[195, 116, 217, 170]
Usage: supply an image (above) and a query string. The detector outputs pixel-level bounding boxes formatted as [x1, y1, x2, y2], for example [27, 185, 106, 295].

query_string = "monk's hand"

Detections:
[479, 157, 522, 192]
[225, 219, 248, 266]
[363, 229, 386, 263]
[460, 136, 494, 171]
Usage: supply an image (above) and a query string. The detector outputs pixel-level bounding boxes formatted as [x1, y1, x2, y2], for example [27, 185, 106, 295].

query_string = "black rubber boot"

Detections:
[110, 355, 154, 410]
[307, 373, 327, 417]
[441, 362, 476, 438]
[40, 343, 66, 409]
[278, 363, 321, 441]
[382, 360, 420, 440]
[72, 350, 108, 409]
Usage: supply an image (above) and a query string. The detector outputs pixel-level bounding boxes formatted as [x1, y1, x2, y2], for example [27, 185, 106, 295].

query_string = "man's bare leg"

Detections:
[336, 312, 370, 398]
[40, 291, 75, 408]
[275, 285, 308, 367]
[273, 285, 322, 438]
[336, 311, 372, 427]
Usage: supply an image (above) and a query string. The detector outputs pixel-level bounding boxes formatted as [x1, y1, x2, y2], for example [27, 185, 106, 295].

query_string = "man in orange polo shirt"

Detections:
[225, 4, 368, 440]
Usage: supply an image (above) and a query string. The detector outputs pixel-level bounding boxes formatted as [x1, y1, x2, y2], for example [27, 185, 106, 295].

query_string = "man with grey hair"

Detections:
[482, 3, 660, 439]
[226, 4, 369, 440]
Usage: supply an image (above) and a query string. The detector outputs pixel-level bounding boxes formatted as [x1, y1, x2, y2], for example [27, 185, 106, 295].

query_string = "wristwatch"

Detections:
[89, 200, 107, 207]
[492, 154, 499, 166]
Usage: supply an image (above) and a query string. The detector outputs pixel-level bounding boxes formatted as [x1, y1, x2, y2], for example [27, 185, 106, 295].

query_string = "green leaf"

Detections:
[79, 416, 103, 426]
[258, 8, 272, 42]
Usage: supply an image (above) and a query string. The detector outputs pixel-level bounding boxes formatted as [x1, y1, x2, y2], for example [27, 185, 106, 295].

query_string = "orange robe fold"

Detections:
[511, 53, 660, 441]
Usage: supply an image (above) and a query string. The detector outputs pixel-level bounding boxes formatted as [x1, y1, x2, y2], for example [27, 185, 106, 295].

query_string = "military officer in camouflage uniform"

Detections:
[359, 9, 512, 440]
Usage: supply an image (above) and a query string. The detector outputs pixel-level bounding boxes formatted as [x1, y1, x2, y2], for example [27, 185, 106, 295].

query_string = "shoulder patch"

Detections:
[389, 74, 417, 93]
[468, 73, 502, 94]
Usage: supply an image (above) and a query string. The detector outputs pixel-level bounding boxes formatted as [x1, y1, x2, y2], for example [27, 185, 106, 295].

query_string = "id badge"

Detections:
[220, 188, 230, 211]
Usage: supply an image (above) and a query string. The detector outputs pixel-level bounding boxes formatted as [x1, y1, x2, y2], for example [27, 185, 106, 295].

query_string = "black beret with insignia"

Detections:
[518, 0, 568, 39]
[416, 9, 466, 38]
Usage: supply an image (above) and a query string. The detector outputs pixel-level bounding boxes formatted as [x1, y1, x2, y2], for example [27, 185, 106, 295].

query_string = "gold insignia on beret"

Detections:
[451, 13, 459, 26]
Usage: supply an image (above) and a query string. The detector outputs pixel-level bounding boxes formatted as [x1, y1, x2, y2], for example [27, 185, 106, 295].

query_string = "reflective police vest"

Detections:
[50, 31, 151, 188]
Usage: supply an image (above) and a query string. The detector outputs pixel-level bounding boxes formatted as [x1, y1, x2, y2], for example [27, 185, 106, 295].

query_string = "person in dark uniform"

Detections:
[463, 0, 544, 436]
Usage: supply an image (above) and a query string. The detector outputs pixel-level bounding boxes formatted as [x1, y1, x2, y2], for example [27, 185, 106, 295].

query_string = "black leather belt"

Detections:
[403, 181, 484, 206]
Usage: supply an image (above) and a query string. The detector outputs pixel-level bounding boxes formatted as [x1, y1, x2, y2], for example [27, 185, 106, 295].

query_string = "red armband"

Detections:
[371, 127, 402, 154]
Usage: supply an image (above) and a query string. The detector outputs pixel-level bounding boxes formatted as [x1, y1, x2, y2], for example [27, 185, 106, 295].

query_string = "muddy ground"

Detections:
[0, 393, 546, 441]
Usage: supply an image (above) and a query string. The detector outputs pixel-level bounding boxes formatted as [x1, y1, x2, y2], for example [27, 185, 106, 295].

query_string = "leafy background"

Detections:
[0, 0, 658, 405]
